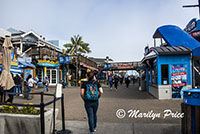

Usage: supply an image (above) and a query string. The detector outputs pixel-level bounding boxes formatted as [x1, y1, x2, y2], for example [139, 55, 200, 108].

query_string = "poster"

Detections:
[171, 64, 187, 98]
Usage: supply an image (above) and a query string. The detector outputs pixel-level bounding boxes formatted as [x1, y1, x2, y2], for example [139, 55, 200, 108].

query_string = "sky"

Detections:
[0, 0, 199, 62]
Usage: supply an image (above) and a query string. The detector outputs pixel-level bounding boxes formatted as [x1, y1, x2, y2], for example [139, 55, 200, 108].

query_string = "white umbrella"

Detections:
[0, 36, 15, 90]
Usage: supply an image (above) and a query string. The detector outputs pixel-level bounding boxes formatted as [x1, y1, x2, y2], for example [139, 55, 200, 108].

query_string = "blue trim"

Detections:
[18, 61, 36, 68]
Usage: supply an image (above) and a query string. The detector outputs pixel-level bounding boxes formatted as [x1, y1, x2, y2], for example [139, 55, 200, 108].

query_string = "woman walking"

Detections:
[80, 71, 103, 134]
[26, 74, 36, 100]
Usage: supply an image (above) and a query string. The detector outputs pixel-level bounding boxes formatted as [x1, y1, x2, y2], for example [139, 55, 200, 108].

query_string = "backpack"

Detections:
[85, 81, 99, 100]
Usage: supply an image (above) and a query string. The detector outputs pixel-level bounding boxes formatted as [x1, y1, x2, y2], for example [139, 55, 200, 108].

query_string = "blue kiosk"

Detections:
[141, 25, 200, 99]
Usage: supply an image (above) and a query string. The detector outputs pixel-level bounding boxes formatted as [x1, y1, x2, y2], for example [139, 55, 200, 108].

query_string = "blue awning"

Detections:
[0, 67, 23, 74]
[18, 61, 36, 68]
[153, 25, 200, 57]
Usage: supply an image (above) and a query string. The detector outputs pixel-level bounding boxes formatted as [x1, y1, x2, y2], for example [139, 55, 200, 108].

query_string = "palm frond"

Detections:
[63, 43, 73, 48]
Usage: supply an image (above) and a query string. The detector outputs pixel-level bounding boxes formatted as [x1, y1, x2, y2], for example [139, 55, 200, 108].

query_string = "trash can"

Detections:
[182, 89, 200, 134]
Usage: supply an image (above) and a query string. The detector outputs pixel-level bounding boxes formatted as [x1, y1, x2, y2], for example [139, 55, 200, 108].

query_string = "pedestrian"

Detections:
[14, 74, 21, 95]
[114, 75, 119, 91]
[6, 73, 15, 103]
[125, 76, 131, 88]
[35, 75, 39, 88]
[80, 71, 103, 134]
[26, 74, 36, 100]
[120, 76, 123, 85]
[43, 76, 49, 92]
[108, 74, 113, 89]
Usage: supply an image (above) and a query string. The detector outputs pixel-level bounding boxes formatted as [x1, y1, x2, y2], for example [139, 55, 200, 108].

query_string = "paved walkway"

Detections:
[12, 83, 183, 134]
[55, 120, 181, 134]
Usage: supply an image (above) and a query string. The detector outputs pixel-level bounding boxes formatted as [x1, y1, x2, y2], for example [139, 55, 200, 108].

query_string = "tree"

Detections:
[63, 35, 91, 86]
[63, 35, 91, 55]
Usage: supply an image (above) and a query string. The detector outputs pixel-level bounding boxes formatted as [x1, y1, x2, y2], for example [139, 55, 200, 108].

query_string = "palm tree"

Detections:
[63, 35, 91, 86]
[63, 35, 91, 55]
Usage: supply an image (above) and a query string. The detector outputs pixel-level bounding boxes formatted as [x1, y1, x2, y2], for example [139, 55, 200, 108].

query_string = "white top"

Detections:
[28, 78, 36, 87]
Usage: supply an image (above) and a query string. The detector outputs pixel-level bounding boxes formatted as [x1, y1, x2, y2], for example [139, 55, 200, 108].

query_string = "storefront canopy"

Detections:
[153, 25, 200, 57]
[18, 61, 36, 68]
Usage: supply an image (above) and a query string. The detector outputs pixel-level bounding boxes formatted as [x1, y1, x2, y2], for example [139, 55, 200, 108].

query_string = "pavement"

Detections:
[55, 120, 181, 134]
[12, 83, 183, 134]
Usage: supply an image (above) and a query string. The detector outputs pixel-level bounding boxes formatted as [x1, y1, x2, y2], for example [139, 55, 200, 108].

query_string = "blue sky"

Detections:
[0, 0, 199, 61]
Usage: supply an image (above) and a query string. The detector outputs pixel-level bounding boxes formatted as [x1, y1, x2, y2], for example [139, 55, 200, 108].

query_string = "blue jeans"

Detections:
[109, 81, 113, 88]
[43, 85, 48, 92]
[84, 100, 99, 132]
[27, 86, 32, 99]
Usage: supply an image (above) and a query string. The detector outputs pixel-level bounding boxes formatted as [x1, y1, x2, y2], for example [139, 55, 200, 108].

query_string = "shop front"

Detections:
[36, 60, 60, 86]
[142, 46, 192, 99]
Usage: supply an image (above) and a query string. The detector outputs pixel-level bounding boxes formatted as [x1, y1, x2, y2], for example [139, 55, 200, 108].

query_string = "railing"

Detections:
[0, 91, 71, 134]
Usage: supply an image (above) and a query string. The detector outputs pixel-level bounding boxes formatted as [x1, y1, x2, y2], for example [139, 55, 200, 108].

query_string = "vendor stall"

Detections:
[141, 46, 192, 99]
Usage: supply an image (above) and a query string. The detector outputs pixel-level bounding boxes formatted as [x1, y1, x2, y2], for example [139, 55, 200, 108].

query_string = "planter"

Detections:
[0, 108, 58, 134]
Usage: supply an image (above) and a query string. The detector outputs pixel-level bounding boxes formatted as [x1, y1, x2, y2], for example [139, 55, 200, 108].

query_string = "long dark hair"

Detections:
[26, 74, 32, 82]
[87, 71, 94, 81]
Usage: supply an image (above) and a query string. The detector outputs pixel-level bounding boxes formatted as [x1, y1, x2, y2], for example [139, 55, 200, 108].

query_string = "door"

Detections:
[47, 69, 57, 86]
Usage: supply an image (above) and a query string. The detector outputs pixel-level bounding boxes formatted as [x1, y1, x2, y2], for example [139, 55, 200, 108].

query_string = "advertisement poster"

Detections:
[171, 64, 187, 98]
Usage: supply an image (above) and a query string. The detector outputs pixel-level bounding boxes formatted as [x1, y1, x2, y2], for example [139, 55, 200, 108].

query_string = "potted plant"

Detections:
[0, 103, 58, 134]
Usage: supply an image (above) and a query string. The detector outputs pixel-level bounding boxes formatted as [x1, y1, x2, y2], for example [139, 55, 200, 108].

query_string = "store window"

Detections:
[36, 68, 43, 82]
[153, 66, 157, 85]
[161, 65, 169, 85]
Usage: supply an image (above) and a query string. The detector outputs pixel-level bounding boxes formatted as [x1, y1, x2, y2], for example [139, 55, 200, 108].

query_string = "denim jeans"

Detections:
[43, 85, 48, 92]
[27, 86, 32, 99]
[109, 81, 113, 88]
[6, 86, 15, 103]
[84, 100, 99, 132]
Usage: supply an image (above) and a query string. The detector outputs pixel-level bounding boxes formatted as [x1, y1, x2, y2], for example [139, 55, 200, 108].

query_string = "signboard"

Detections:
[37, 60, 59, 67]
[65, 56, 70, 63]
[185, 18, 197, 33]
[118, 65, 133, 69]
[59, 56, 64, 64]
[59, 56, 70, 64]
[171, 64, 187, 98]
[104, 63, 111, 69]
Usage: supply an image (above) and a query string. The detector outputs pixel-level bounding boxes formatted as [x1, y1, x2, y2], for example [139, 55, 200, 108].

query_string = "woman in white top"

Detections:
[26, 74, 36, 100]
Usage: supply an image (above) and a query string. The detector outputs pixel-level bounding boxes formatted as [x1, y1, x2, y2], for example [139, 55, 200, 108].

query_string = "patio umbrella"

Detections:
[0, 36, 15, 90]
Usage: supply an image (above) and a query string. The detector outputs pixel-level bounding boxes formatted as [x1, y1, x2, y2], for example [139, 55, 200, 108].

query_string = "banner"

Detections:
[171, 64, 187, 98]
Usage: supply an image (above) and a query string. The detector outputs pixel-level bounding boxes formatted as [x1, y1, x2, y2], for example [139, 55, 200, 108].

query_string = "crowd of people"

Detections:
[0, 73, 50, 103]
[108, 74, 138, 90]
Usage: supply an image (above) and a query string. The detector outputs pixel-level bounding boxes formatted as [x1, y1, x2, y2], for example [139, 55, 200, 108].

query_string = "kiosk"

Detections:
[141, 46, 192, 99]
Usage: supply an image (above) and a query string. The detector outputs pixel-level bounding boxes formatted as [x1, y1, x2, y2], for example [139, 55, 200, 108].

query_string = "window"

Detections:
[36, 69, 43, 82]
[161, 65, 169, 85]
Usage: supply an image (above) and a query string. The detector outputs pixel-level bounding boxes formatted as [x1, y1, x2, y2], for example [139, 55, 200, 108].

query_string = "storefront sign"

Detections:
[185, 18, 197, 33]
[37, 60, 59, 67]
[118, 65, 133, 69]
[171, 64, 187, 99]
[190, 30, 200, 38]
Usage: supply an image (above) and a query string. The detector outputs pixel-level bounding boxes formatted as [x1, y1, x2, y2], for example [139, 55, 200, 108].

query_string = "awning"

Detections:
[153, 25, 200, 57]
[81, 64, 98, 71]
[18, 61, 36, 68]
[0, 67, 23, 74]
